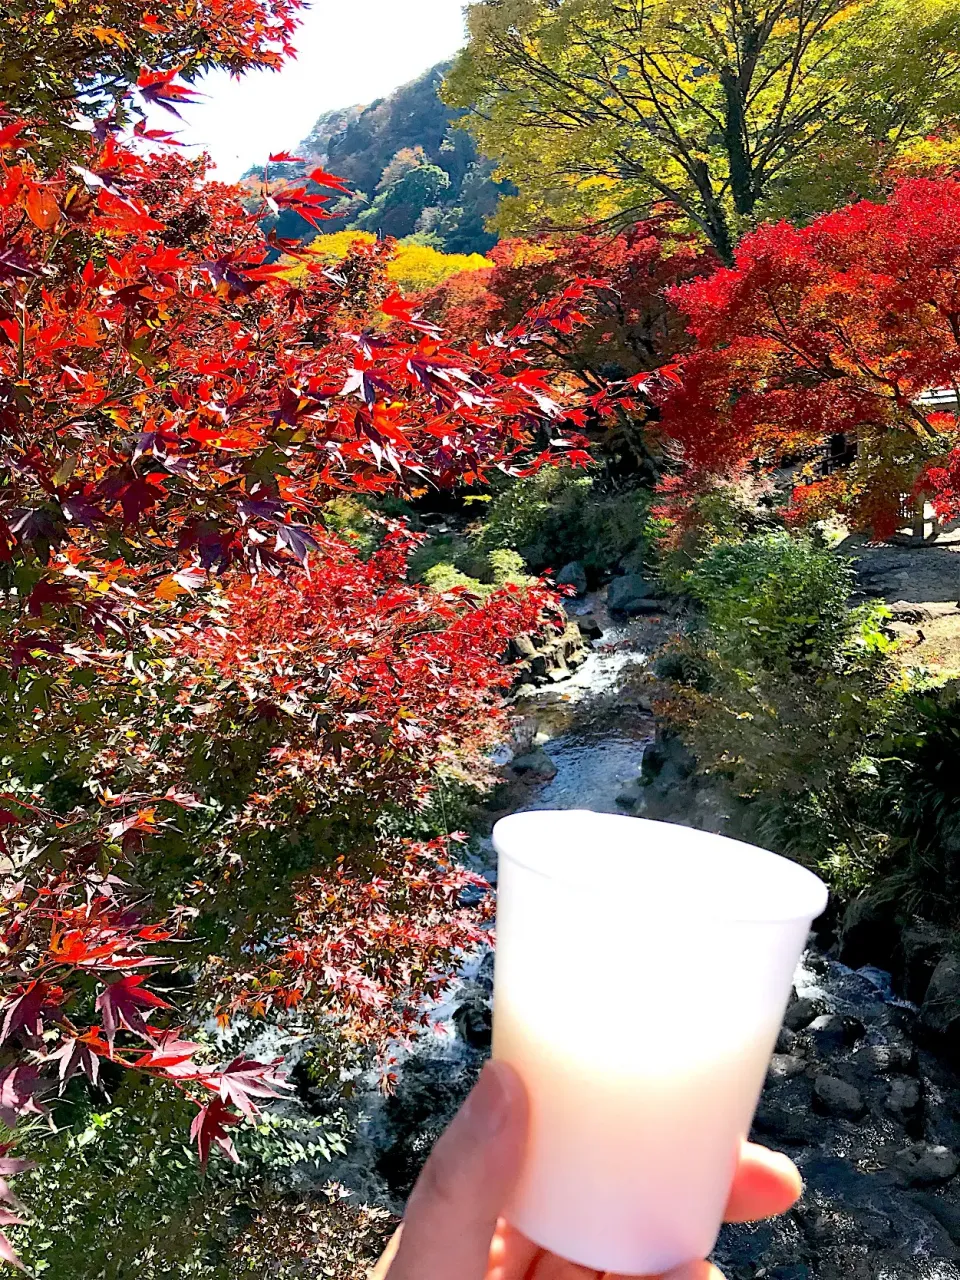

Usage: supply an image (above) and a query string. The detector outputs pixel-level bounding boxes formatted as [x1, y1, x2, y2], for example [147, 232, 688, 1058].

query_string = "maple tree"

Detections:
[0, 16, 593, 1266]
[421, 223, 711, 384]
[655, 176, 960, 537]
[417, 222, 714, 478]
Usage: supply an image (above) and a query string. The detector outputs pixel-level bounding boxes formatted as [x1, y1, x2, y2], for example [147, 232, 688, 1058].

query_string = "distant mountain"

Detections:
[252, 63, 510, 255]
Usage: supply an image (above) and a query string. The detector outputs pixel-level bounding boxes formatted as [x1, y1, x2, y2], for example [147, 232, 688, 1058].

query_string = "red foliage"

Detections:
[659, 179, 960, 533]
[416, 223, 714, 478]
[0, 46, 587, 1253]
[422, 221, 712, 387]
[6, 1, 306, 144]
[189, 530, 558, 1044]
[0, 876, 289, 1172]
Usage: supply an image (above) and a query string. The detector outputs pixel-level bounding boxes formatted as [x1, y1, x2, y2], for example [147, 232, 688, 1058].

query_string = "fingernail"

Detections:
[767, 1149, 803, 1183]
[460, 1061, 515, 1139]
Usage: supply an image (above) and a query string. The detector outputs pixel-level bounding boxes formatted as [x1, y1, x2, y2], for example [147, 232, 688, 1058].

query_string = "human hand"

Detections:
[372, 1060, 802, 1280]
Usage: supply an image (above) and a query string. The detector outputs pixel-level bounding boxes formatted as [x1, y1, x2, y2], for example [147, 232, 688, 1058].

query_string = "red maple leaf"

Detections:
[116, 473, 167, 525]
[190, 1096, 240, 1165]
[136, 69, 203, 119]
[133, 1030, 204, 1078]
[0, 240, 41, 284]
[95, 975, 171, 1049]
[204, 1056, 288, 1117]
[45, 1033, 107, 1089]
[26, 578, 76, 616]
[0, 1067, 46, 1129]
[0, 981, 64, 1048]
[306, 166, 352, 195]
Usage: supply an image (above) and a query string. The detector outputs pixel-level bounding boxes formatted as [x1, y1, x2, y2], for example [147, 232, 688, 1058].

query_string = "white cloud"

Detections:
[160, 0, 467, 180]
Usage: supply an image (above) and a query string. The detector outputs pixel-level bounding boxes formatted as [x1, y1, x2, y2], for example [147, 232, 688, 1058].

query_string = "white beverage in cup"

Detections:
[491, 809, 828, 1275]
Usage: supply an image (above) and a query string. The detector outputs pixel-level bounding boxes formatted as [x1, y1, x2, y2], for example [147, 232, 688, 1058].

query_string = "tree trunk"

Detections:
[691, 159, 736, 265]
[720, 67, 757, 217]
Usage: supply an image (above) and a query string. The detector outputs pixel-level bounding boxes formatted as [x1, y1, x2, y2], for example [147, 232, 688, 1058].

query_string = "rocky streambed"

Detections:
[314, 586, 960, 1279]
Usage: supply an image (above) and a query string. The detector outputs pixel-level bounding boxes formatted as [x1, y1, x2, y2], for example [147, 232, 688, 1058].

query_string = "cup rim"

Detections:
[492, 809, 829, 923]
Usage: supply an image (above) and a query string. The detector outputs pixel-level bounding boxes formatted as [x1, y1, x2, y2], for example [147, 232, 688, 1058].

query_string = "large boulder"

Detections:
[452, 989, 492, 1050]
[509, 633, 539, 660]
[555, 560, 588, 596]
[784, 995, 825, 1032]
[511, 620, 589, 687]
[576, 612, 604, 640]
[607, 574, 655, 615]
[901, 921, 950, 1004]
[920, 951, 960, 1052]
[804, 1013, 865, 1056]
[893, 1143, 959, 1187]
[836, 892, 900, 971]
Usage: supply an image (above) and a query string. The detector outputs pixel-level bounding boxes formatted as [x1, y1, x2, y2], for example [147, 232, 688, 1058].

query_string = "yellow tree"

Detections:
[445, 0, 960, 262]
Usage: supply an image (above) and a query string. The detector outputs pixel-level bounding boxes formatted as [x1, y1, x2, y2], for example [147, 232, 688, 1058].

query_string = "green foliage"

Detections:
[875, 682, 960, 919]
[321, 496, 380, 554]
[445, 0, 960, 261]
[687, 532, 864, 674]
[11, 1077, 349, 1279]
[354, 150, 451, 240]
[402, 468, 654, 593]
[661, 532, 904, 896]
[653, 479, 778, 594]
[406, 532, 468, 582]
[471, 469, 653, 576]
[421, 547, 535, 597]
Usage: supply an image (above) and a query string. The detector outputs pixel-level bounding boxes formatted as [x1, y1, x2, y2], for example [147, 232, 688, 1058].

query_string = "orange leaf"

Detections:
[24, 187, 60, 232]
[154, 575, 186, 602]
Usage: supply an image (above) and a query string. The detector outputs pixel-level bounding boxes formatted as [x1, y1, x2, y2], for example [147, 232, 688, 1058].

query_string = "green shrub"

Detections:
[321, 496, 380, 554]
[687, 531, 870, 674]
[421, 547, 534, 596]
[661, 531, 904, 897]
[11, 1077, 351, 1279]
[875, 681, 960, 920]
[653, 478, 777, 594]
[322, 496, 417, 555]
[406, 533, 470, 582]
[471, 468, 652, 575]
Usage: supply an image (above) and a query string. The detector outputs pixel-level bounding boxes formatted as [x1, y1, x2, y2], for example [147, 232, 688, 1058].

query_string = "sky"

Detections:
[163, 0, 469, 180]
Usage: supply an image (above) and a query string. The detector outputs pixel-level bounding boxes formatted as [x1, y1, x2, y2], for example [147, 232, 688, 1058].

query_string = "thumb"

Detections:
[384, 1060, 528, 1280]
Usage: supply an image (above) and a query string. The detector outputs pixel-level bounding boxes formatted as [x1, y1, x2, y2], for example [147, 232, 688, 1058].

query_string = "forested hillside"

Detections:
[252, 62, 509, 253]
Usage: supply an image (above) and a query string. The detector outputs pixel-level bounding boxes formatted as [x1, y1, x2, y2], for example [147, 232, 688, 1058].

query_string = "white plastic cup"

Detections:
[491, 809, 828, 1275]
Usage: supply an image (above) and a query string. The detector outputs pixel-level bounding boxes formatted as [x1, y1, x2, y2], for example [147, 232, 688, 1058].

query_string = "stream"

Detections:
[310, 594, 960, 1278]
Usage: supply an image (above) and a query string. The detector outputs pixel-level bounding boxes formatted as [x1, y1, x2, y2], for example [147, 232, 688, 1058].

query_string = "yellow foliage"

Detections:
[499, 240, 556, 268]
[284, 232, 490, 294]
[306, 230, 377, 260]
[445, 0, 960, 259]
[889, 132, 960, 180]
[386, 243, 489, 292]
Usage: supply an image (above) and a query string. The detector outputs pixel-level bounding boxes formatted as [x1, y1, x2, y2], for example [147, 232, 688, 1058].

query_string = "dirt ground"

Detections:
[841, 527, 960, 676]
